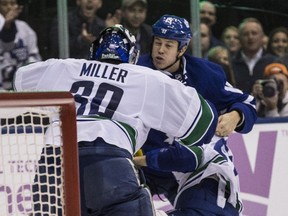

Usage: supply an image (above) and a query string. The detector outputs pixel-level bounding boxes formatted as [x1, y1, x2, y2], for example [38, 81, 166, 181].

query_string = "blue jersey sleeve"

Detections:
[145, 141, 204, 172]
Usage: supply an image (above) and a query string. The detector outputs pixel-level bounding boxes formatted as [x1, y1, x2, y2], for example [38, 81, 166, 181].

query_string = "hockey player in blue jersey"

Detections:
[14, 24, 218, 216]
[134, 15, 257, 215]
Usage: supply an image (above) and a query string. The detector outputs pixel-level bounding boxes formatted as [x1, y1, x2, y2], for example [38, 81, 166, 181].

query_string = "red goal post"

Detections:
[0, 91, 80, 216]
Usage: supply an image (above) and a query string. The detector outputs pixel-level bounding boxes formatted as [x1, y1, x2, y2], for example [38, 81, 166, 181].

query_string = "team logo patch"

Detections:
[161, 28, 168, 34]
[164, 17, 175, 25]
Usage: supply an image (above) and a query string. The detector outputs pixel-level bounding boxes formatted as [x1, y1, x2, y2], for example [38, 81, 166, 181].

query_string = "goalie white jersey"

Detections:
[14, 58, 216, 155]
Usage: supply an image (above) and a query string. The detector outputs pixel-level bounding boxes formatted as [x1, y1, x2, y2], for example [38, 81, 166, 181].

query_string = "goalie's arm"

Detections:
[141, 74, 218, 147]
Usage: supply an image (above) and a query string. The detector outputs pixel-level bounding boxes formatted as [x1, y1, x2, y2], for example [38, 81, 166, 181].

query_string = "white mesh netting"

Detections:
[0, 107, 65, 216]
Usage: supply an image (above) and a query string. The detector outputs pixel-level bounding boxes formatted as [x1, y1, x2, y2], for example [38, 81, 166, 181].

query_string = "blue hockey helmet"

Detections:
[90, 24, 139, 64]
[152, 15, 192, 49]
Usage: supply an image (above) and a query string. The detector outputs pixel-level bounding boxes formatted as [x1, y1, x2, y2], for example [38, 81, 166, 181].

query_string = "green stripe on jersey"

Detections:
[189, 146, 204, 169]
[186, 154, 226, 182]
[78, 115, 137, 152]
[181, 95, 214, 146]
[115, 121, 137, 152]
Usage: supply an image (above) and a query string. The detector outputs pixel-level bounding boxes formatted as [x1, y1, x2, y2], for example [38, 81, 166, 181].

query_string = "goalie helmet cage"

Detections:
[0, 92, 80, 216]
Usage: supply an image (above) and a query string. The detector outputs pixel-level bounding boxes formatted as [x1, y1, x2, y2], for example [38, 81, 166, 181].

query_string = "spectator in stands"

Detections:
[232, 17, 276, 93]
[200, 22, 211, 58]
[221, 25, 241, 57]
[266, 26, 288, 58]
[252, 63, 288, 117]
[208, 45, 237, 86]
[121, 0, 152, 55]
[200, 0, 216, 27]
[49, 0, 121, 59]
[199, 0, 223, 49]
[268, 27, 288, 69]
[0, 0, 41, 90]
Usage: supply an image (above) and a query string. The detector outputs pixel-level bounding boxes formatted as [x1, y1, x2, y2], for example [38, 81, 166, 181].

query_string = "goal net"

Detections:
[0, 92, 80, 216]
